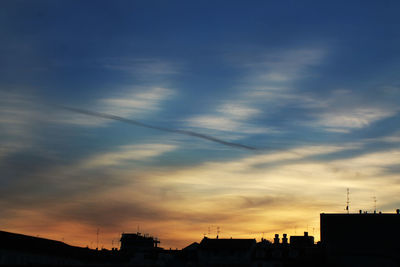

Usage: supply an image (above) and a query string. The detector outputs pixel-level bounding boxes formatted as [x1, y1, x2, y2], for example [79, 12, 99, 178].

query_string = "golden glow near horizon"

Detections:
[3, 143, 400, 249]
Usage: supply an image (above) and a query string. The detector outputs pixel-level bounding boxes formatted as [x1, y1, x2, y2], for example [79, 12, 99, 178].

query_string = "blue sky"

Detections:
[1, 0, 400, 248]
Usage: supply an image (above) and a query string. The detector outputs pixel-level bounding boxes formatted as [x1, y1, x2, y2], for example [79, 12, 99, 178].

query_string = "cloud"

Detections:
[307, 89, 400, 133]
[233, 47, 325, 84]
[185, 101, 272, 137]
[184, 47, 326, 137]
[58, 86, 174, 127]
[53, 58, 180, 127]
[376, 132, 400, 143]
[316, 107, 395, 132]
[186, 115, 242, 132]
[83, 143, 177, 168]
[0, 91, 39, 159]
[330, 149, 400, 175]
[217, 103, 260, 119]
[139, 144, 400, 240]
[226, 48, 399, 134]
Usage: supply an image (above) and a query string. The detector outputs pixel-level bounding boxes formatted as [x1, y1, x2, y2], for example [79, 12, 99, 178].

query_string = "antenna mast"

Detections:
[373, 195, 377, 213]
[96, 228, 99, 250]
[346, 188, 350, 214]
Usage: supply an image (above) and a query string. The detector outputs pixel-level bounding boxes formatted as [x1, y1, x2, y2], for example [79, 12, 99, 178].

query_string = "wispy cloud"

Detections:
[374, 132, 400, 143]
[315, 107, 395, 132]
[225, 48, 399, 134]
[137, 144, 399, 241]
[307, 89, 399, 133]
[83, 143, 177, 168]
[0, 91, 39, 159]
[58, 86, 174, 127]
[55, 58, 180, 127]
[185, 47, 326, 137]
[186, 111, 268, 135]
[217, 103, 260, 119]
[239, 48, 325, 84]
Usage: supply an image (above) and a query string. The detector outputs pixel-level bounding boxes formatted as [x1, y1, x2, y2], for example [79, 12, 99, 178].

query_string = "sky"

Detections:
[1, 0, 400, 249]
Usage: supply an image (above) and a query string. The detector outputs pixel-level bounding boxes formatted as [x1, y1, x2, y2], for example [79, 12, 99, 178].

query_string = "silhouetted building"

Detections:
[119, 232, 163, 266]
[181, 242, 199, 265]
[120, 232, 160, 252]
[290, 232, 314, 248]
[320, 210, 400, 266]
[198, 237, 256, 267]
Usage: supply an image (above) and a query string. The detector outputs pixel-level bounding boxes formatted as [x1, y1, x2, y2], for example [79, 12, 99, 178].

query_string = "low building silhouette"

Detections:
[290, 231, 314, 248]
[198, 237, 256, 267]
[181, 241, 199, 265]
[120, 232, 160, 252]
[119, 232, 164, 266]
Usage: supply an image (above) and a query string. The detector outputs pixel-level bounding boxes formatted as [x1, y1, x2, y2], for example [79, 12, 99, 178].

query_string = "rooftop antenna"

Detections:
[216, 226, 220, 238]
[373, 195, 377, 213]
[346, 188, 350, 214]
[96, 228, 99, 250]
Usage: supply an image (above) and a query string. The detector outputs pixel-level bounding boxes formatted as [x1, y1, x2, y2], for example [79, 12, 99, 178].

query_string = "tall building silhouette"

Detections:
[320, 209, 400, 266]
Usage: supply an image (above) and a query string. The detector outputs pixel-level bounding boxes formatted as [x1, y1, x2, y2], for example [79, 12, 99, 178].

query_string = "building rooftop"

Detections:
[199, 237, 256, 250]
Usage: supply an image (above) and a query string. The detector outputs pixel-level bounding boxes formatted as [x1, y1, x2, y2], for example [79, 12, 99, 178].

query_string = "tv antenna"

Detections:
[345, 188, 350, 214]
[373, 195, 377, 213]
[216, 226, 220, 238]
[96, 228, 99, 250]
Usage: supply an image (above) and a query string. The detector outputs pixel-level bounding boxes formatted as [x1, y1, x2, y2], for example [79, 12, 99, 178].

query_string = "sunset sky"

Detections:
[1, 1, 400, 249]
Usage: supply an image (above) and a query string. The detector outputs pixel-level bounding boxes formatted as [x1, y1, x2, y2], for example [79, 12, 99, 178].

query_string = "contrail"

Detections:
[61, 106, 257, 151]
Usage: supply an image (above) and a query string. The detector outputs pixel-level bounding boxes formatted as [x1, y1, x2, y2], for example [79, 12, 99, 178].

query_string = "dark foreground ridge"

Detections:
[1, 209, 400, 266]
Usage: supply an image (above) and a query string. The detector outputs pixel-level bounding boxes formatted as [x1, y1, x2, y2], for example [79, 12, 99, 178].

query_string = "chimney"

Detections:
[359, 210, 362, 214]
[274, 234, 280, 244]
[304, 232, 308, 237]
[396, 209, 399, 214]
[282, 234, 288, 244]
